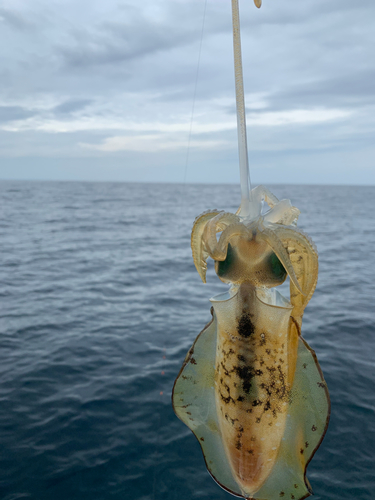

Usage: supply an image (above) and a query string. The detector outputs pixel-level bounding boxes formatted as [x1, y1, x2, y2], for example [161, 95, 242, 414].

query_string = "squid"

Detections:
[172, 186, 330, 499]
[172, 2, 330, 498]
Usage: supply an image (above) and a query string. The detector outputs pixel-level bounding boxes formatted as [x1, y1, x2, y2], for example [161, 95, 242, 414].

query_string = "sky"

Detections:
[0, 0, 374, 185]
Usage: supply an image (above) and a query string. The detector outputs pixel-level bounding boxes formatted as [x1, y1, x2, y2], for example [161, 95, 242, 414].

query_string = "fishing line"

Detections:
[182, 0, 208, 186]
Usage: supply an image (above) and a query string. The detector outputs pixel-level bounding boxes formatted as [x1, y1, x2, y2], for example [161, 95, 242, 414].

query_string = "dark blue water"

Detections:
[1, 180, 374, 500]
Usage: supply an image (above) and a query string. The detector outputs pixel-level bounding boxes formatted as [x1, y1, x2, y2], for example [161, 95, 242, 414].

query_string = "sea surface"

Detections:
[1, 180, 374, 500]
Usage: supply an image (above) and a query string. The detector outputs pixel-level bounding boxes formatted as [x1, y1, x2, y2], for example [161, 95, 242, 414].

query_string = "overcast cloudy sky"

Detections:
[0, 0, 374, 185]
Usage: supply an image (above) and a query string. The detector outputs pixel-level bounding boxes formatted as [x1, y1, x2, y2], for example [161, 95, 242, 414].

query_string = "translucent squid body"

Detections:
[172, 186, 330, 500]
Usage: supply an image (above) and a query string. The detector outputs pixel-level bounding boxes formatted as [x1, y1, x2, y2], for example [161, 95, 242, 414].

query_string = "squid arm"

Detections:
[273, 225, 319, 327]
[191, 210, 222, 283]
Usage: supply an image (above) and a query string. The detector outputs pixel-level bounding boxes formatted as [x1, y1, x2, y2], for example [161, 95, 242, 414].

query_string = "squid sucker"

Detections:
[172, 186, 330, 500]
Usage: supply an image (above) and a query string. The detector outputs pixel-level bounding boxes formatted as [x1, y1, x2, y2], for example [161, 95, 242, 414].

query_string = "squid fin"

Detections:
[173, 315, 330, 500]
[254, 335, 331, 500]
[172, 310, 241, 496]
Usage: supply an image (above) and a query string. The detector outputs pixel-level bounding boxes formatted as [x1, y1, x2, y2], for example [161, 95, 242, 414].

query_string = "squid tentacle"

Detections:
[263, 199, 300, 226]
[257, 185, 279, 208]
[277, 206, 300, 226]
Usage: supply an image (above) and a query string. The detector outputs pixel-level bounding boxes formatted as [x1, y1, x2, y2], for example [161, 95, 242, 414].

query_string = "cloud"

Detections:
[0, 106, 35, 123]
[2, 97, 350, 135]
[249, 108, 352, 126]
[53, 99, 93, 115]
[270, 70, 375, 111]
[0, 7, 32, 30]
[79, 134, 226, 153]
[57, 2, 207, 69]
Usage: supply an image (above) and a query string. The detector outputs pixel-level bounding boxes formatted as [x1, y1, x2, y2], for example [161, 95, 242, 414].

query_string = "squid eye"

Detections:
[216, 243, 235, 278]
[269, 252, 287, 280]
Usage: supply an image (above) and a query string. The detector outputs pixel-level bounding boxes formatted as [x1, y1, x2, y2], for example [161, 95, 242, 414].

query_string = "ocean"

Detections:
[1, 180, 374, 500]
